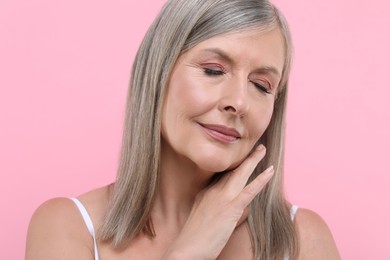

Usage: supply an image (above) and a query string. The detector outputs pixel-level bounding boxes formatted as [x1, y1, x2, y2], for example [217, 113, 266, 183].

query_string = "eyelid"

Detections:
[202, 63, 227, 76]
[202, 63, 226, 70]
[250, 80, 273, 94]
[204, 68, 225, 76]
[252, 75, 273, 88]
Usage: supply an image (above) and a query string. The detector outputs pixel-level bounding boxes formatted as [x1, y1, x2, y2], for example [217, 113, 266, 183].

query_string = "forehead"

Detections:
[182, 28, 285, 74]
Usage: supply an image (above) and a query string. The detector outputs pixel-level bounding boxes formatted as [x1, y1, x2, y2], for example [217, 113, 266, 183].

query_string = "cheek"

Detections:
[169, 75, 216, 115]
[249, 103, 275, 140]
[162, 78, 205, 132]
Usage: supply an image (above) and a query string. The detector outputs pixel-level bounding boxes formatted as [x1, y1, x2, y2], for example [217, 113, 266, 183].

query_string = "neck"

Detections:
[152, 141, 215, 229]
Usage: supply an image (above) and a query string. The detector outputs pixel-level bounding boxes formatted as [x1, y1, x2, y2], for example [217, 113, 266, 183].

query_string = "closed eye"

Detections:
[204, 68, 225, 76]
[251, 81, 272, 94]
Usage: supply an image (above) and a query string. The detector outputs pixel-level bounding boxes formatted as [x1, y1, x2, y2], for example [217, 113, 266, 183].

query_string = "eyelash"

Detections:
[251, 81, 272, 94]
[203, 68, 225, 76]
[203, 68, 272, 94]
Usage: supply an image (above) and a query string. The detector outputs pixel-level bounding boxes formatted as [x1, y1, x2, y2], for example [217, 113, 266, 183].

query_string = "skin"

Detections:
[26, 28, 341, 259]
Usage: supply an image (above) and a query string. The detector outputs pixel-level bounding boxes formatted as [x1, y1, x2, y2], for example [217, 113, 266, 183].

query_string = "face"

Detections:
[161, 28, 285, 173]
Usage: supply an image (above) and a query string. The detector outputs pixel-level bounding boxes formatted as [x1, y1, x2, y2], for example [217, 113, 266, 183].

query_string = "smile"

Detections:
[199, 123, 241, 144]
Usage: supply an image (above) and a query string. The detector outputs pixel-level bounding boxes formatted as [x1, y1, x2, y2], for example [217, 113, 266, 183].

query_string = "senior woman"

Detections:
[26, 0, 340, 259]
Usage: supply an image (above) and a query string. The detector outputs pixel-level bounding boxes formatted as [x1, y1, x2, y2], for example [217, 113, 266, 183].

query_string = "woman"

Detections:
[26, 0, 340, 259]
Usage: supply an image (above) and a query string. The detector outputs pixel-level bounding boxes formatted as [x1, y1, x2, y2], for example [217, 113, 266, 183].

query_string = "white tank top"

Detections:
[71, 198, 299, 260]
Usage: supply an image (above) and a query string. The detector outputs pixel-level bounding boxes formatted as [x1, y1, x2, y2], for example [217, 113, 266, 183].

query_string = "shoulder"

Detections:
[26, 197, 94, 259]
[26, 185, 111, 260]
[217, 221, 253, 259]
[294, 207, 341, 260]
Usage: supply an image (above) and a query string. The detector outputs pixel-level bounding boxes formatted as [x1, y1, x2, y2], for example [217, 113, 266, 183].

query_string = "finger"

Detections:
[233, 165, 274, 209]
[236, 207, 249, 227]
[225, 145, 266, 192]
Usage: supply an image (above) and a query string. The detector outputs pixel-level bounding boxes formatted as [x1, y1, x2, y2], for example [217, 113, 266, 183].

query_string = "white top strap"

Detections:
[290, 205, 299, 221]
[70, 198, 99, 260]
[284, 205, 299, 260]
[69, 199, 298, 260]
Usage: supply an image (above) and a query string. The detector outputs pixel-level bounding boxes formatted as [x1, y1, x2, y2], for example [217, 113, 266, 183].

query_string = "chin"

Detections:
[191, 148, 251, 174]
[201, 163, 230, 174]
[193, 156, 240, 174]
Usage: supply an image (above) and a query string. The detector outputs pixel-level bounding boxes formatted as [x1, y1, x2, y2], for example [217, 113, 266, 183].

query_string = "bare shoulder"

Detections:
[294, 208, 341, 260]
[26, 185, 111, 260]
[217, 221, 253, 260]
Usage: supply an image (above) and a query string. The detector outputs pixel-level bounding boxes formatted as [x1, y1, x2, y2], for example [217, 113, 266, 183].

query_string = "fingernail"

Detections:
[256, 144, 265, 151]
[263, 165, 274, 178]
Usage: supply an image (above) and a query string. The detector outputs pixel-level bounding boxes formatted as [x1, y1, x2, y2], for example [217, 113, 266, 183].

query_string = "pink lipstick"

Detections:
[199, 123, 241, 143]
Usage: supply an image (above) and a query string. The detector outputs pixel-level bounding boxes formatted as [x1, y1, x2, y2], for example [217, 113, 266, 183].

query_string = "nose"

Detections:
[218, 77, 250, 117]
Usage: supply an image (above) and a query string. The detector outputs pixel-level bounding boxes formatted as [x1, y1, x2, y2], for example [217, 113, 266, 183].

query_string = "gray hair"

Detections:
[99, 0, 296, 259]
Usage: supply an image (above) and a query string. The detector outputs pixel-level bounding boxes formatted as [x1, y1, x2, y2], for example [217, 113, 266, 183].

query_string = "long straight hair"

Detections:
[99, 0, 297, 259]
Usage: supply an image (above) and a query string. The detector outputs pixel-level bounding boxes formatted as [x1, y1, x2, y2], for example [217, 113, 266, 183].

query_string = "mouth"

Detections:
[199, 123, 241, 143]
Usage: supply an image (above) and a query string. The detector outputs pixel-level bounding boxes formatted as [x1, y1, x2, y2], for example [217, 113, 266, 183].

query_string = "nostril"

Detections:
[224, 105, 237, 112]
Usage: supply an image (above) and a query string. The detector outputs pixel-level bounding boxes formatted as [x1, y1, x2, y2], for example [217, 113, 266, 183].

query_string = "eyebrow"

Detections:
[202, 48, 281, 77]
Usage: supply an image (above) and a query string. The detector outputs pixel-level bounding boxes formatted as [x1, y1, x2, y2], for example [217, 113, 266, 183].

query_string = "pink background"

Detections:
[1, 0, 389, 259]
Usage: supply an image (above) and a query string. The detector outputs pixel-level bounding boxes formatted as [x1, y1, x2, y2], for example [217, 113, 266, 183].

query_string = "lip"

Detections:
[199, 123, 241, 143]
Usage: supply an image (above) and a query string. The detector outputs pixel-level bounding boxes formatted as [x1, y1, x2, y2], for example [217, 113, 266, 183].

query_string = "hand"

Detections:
[163, 145, 274, 260]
